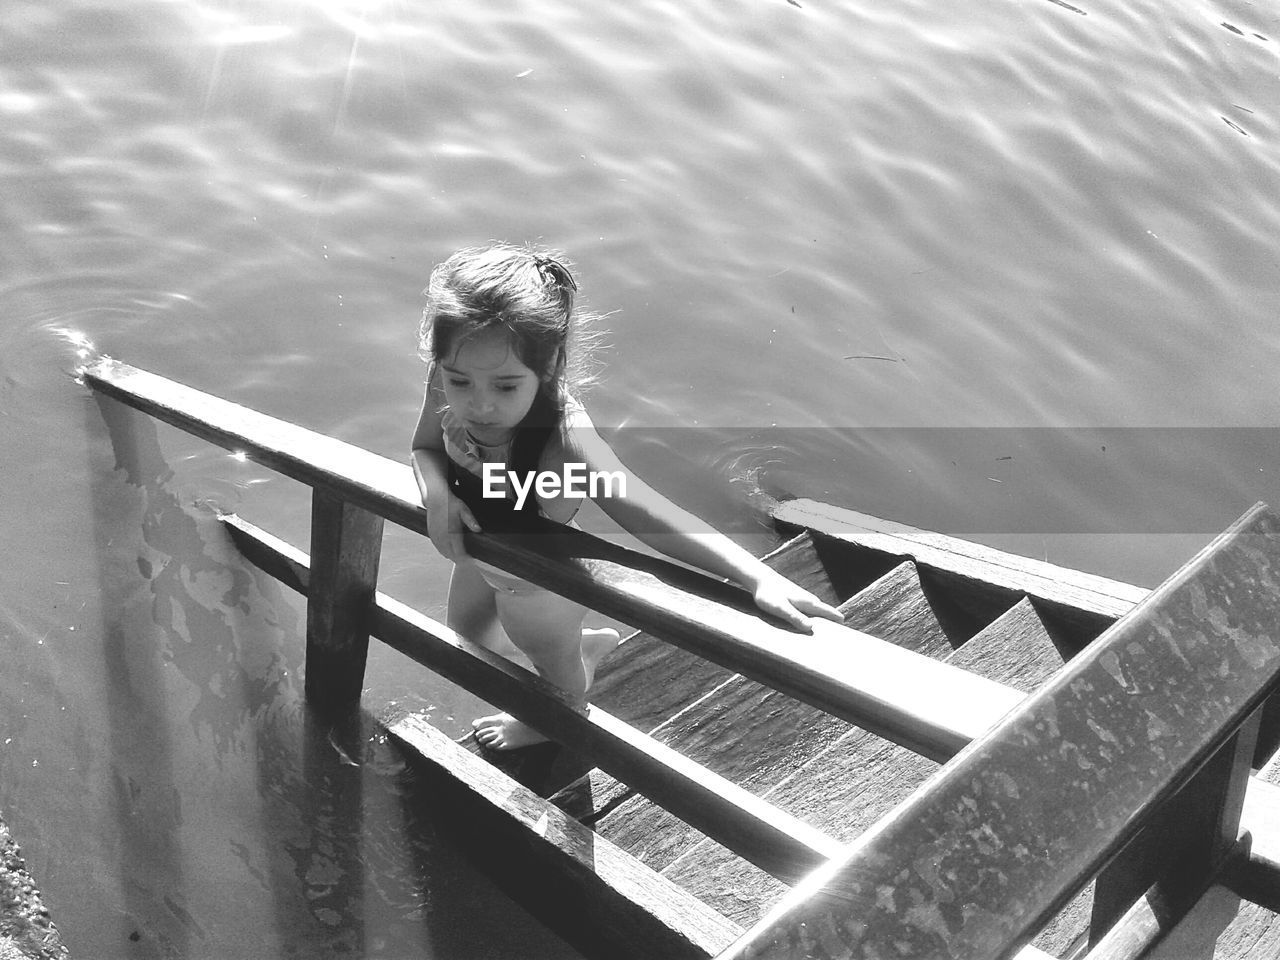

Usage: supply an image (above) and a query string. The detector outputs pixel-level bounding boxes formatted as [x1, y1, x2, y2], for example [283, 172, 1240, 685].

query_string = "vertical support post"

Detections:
[305, 490, 384, 711]
[1253, 691, 1280, 767]
[1089, 706, 1264, 944]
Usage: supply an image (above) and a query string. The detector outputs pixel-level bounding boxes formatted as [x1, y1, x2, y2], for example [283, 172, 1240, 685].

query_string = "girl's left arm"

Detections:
[566, 411, 842, 632]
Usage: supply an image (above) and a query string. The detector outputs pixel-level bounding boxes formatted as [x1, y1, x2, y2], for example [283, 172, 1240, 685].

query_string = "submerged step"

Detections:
[387, 713, 742, 960]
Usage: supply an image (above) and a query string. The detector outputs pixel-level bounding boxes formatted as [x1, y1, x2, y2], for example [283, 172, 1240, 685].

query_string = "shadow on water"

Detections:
[90, 393, 198, 957]
[87, 393, 374, 956]
[84, 392, 581, 959]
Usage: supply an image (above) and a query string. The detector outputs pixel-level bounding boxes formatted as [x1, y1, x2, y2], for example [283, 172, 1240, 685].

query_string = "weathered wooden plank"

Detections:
[717, 503, 1280, 960]
[85, 358, 1022, 763]
[840, 560, 961, 654]
[662, 597, 1062, 927]
[587, 632, 737, 737]
[387, 713, 743, 960]
[757, 532, 846, 608]
[590, 682, 846, 878]
[948, 597, 1068, 690]
[591, 561, 962, 882]
[773, 497, 1148, 640]
[221, 514, 841, 883]
[304, 490, 383, 709]
[551, 534, 850, 822]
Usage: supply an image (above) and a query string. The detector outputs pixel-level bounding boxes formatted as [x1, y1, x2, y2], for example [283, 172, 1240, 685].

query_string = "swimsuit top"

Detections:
[431, 370, 583, 532]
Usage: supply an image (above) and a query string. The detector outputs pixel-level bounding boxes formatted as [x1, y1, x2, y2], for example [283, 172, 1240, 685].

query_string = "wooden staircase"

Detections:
[81, 357, 1280, 960]
[556, 527, 1105, 953]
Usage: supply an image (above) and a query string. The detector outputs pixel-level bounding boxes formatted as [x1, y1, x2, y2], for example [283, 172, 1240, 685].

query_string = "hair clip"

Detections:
[534, 255, 577, 292]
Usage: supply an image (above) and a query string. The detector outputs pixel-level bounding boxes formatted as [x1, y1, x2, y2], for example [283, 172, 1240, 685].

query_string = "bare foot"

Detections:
[582, 627, 621, 689]
[472, 712, 550, 750]
[471, 628, 619, 751]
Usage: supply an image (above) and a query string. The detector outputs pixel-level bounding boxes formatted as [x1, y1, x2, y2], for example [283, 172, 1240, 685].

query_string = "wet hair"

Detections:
[419, 243, 597, 407]
[419, 243, 601, 489]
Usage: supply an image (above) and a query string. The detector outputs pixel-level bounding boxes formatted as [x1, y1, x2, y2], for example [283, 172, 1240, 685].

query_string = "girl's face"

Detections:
[440, 328, 542, 444]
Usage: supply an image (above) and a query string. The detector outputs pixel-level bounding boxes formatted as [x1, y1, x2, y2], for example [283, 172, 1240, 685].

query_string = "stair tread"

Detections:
[589, 560, 948, 869]
[661, 597, 1071, 928]
[840, 560, 958, 654]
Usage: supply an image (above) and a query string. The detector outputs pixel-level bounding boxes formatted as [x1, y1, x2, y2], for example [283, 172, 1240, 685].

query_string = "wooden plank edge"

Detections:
[220, 513, 841, 883]
[88, 358, 1020, 762]
[388, 712, 743, 960]
[773, 497, 1148, 618]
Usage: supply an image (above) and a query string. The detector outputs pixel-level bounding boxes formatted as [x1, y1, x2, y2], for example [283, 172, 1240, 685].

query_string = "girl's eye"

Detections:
[497, 385, 519, 393]
[447, 379, 470, 389]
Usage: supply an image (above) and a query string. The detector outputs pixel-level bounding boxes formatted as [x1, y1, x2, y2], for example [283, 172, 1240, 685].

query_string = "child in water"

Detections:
[411, 244, 842, 750]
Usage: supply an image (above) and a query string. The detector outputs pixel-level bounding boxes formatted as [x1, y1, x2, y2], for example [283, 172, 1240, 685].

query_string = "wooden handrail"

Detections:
[221, 513, 841, 882]
[714, 503, 1280, 960]
[82, 356, 1021, 761]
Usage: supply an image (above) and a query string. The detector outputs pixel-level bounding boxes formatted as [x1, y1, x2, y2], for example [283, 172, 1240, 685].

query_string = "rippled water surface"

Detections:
[3, 0, 1279, 956]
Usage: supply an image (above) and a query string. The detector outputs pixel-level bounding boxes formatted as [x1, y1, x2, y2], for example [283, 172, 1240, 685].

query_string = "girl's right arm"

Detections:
[410, 384, 479, 561]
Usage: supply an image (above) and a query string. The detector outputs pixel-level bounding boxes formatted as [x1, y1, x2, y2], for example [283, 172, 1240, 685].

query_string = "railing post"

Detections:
[305, 489, 384, 711]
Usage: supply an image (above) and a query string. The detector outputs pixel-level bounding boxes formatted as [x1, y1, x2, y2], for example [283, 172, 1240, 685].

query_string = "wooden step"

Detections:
[774, 497, 1149, 651]
[659, 597, 1065, 927]
[551, 534, 852, 816]
[586, 631, 737, 742]
[576, 560, 969, 878]
[756, 531, 848, 609]
[386, 713, 743, 960]
[841, 559, 970, 654]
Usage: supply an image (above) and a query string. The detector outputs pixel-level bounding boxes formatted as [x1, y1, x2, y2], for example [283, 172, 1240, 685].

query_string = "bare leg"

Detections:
[582, 627, 621, 689]
[473, 590, 597, 750]
[447, 561, 521, 660]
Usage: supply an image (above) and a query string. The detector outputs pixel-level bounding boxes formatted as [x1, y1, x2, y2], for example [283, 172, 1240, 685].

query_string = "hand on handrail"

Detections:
[427, 489, 481, 562]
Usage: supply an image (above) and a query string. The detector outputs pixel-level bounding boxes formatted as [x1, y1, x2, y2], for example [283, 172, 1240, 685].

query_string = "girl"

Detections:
[410, 244, 842, 750]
